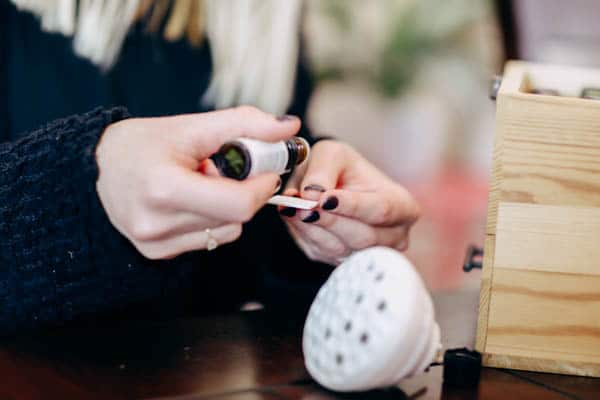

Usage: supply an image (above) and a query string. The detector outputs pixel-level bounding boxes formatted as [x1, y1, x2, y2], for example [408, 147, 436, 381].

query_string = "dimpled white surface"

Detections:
[302, 247, 441, 392]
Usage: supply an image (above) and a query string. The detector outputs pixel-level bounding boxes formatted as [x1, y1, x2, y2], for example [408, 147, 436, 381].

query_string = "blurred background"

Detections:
[299, 0, 600, 290]
[302, 0, 503, 290]
[296, 0, 600, 290]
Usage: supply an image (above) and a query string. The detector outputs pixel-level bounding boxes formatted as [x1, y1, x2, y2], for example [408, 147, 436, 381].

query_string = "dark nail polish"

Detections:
[280, 207, 297, 217]
[276, 114, 297, 122]
[302, 211, 320, 223]
[322, 196, 339, 211]
[304, 184, 326, 192]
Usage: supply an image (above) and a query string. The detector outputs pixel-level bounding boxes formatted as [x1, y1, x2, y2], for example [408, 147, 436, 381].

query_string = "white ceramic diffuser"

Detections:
[302, 247, 441, 392]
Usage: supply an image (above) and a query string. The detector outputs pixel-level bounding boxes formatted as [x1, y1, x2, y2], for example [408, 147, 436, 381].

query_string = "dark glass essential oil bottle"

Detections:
[211, 137, 310, 180]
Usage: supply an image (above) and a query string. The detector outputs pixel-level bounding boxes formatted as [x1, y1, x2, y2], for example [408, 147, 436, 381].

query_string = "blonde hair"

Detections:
[10, 0, 303, 115]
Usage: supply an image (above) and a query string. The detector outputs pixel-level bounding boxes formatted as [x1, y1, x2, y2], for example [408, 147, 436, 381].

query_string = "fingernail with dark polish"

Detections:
[276, 114, 297, 122]
[322, 196, 339, 211]
[280, 207, 297, 217]
[302, 211, 320, 223]
[304, 184, 326, 192]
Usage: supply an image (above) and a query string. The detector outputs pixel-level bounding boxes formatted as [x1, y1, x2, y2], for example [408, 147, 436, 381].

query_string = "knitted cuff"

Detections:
[0, 106, 130, 333]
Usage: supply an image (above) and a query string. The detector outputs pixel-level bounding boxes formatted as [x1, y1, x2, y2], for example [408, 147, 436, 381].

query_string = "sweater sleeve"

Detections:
[0, 107, 176, 334]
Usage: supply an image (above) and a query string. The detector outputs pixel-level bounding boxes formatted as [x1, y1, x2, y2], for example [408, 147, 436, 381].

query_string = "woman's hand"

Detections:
[96, 106, 300, 259]
[280, 140, 420, 265]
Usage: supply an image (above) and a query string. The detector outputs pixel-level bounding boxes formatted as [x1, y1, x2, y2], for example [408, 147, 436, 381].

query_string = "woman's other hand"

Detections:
[96, 106, 300, 259]
[280, 140, 420, 265]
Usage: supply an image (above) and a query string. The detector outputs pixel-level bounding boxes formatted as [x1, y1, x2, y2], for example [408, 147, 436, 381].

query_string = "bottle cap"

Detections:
[443, 348, 482, 388]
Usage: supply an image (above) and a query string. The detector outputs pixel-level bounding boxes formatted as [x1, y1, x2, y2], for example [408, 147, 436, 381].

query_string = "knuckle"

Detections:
[232, 198, 257, 223]
[324, 240, 347, 258]
[411, 201, 422, 223]
[334, 194, 355, 217]
[144, 179, 175, 208]
[129, 224, 155, 242]
[305, 251, 318, 262]
[128, 215, 163, 242]
[314, 139, 338, 153]
[353, 230, 378, 249]
[222, 224, 243, 244]
[136, 244, 171, 260]
[395, 232, 410, 251]
[317, 214, 334, 228]
[305, 248, 323, 263]
[373, 200, 393, 224]
[396, 239, 410, 252]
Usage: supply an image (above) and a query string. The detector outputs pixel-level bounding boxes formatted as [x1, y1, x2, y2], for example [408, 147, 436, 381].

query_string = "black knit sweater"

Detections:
[0, 3, 331, 335]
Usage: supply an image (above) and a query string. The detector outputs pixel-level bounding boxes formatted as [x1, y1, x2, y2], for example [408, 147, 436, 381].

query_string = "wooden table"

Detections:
[1, 280, 598, 400]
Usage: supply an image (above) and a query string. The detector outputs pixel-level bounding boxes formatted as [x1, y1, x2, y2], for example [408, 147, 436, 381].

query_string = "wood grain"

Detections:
[485, 77, 509, 235]
[480, 61, 600, 377]
[500, 105, 600, 206]
[475, 235, 496, 353]
[485, 61, 600, 234]
[495, 203, 600, 276]
[485, 268, 600, 373]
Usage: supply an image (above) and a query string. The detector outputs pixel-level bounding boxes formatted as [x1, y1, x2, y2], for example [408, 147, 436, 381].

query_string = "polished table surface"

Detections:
[1, 282, 599, 400]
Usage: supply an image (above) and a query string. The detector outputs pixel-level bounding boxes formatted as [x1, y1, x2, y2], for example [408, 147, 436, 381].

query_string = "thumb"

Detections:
[240, 172, 282, 208]
[174, 171, 281, 222]
[300, 143, 346, 200]
[176, 106, 301, 159]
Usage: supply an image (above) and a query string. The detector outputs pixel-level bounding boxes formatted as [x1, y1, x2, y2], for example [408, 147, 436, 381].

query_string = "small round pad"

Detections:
[303, 247, 441, 392]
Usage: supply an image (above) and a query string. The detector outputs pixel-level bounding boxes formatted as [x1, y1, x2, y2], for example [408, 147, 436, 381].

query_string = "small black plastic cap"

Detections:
[210, 153, 227, 175]
[443, 348, 482, 388]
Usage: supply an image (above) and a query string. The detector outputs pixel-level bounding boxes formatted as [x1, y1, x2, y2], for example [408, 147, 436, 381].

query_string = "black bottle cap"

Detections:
[442, 348, 482, 388]
[210, 143, 251, 180]
[210, 153, 228, 174]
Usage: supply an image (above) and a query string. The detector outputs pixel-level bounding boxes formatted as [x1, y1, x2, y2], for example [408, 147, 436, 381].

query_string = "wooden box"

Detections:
[476, 61, 600, 377]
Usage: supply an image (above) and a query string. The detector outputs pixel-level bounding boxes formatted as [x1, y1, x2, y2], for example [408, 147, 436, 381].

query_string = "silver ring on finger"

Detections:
[205, 228, 219, 251]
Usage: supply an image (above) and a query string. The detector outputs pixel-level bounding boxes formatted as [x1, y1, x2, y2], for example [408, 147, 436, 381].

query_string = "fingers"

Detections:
[138, 223, 243, 260]
[98, 108, 297, 261]
[171, 169, 281, 222]
[279, 191, 352, 264]
[296, 209, 376, 250]
[176, 106, 301, 159]
[298, 141, 346, 200]
[198, 159, 221, 177]
[285, 216, 351, 264]
[317, 188, 420, 227]
[294, 208, 410, 251]
[285, 222, 345, 266]
[125, 211, 224, 243]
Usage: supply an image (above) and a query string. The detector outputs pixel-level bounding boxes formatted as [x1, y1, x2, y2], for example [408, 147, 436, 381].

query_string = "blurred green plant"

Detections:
[313, 0, 493, 97]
